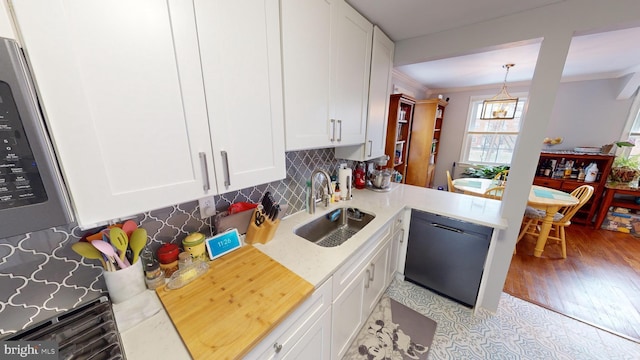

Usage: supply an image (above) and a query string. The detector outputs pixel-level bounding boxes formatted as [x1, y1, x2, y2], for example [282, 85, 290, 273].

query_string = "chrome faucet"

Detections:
[308, 169, 334, 214]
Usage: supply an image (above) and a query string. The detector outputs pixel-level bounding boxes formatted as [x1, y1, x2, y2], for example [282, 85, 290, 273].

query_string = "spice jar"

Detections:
[157, 243, 179, 277]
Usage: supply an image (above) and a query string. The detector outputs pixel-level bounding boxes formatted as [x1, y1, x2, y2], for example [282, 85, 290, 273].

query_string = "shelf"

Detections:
[396, 140, 406, 144]
[398, 119, 408, 124]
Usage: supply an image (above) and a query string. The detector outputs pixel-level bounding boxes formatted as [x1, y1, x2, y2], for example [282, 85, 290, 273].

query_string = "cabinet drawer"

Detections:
[332, 222, 391, 300]
[533, 177, 562, 188]
[245, 280, 332, 359]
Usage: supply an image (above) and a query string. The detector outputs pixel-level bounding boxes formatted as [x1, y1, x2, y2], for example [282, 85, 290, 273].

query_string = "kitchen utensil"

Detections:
[92, 239, 128, 270]
[102, 258, 146, 303]
[255, 206, 265, 226]
[129, 228, 147, 264]
[122, 220, 137, 237]
[370, 169, 392, 189]
[71, 242, 107, 269]
[110, 227, 129, 263]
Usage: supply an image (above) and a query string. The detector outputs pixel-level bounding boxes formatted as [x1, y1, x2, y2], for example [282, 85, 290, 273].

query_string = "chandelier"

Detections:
[480, 64, 518, 120]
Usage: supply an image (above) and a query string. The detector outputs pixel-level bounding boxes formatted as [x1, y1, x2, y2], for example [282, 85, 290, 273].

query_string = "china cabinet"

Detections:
[533, 151, 614, 224]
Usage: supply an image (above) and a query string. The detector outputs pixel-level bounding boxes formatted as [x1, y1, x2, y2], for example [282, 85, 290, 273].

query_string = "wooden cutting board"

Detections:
[156, 245, 313, 360]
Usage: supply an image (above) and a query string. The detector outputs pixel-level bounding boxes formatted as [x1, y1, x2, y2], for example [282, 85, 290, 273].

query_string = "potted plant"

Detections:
[462, 164, 510, 179]
[609, 141, 640, 184]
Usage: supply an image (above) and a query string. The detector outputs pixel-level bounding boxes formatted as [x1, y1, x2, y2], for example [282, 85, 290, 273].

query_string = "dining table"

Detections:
[452, 178, 579, 257]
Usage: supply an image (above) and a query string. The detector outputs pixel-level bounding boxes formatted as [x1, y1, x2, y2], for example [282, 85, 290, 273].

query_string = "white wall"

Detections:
[393, 0, 640, 312]
[0, 1, 16, 39]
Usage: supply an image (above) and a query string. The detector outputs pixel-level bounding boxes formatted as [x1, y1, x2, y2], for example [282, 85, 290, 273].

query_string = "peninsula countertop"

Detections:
[117, 183, 507, 359]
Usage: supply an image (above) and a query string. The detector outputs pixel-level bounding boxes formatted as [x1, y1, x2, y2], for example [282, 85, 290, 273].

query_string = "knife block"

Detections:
[245, 208, 281, 244]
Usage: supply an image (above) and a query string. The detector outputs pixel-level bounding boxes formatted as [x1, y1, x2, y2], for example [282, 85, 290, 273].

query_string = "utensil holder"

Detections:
[103, 259, 146, 303]
[245, 208, 280, 244]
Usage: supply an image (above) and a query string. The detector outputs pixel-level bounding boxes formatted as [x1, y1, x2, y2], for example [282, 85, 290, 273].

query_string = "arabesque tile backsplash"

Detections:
[0, 148, 353, 337]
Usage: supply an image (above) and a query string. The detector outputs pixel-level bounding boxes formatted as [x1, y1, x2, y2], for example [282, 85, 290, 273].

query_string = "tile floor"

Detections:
[385, 279, 640, 359]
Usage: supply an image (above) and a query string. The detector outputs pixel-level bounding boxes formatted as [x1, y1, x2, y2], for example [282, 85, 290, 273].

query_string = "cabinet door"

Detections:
[281, 308, 331, 360]
[11, 0, 213, 228]
[365, 26, 394, 159]
[331, 266, 367, 360]
[330, 0, 372, 146]
[363, 238, 390, 315]
[334, 26, 394, 161]
[195, 0, 285, 193]
[281, 0, 333, 150]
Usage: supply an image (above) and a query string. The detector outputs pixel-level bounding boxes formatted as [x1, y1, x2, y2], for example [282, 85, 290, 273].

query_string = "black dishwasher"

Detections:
[405, 210, 493, 308]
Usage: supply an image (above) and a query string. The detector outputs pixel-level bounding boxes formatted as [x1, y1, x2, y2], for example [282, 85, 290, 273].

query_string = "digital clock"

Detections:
[205, 229, 242, 260]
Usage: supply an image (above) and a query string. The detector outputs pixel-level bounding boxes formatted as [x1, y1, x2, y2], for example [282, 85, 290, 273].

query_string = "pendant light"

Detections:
[480, 64, 518, 120]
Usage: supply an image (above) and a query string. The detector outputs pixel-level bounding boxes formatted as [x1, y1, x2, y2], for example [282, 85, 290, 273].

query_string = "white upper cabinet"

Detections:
[335, 26, 394, 161]
[11, 0, 214, 228]
[194, 0, 285, 193]
[282, 0, 372, 151]
[11, 0, 286, 227]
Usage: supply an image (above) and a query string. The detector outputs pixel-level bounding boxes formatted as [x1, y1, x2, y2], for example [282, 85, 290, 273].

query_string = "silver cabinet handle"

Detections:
[330, 119, 336, 142]
[367, 140, 373, 157]
[400, 228, 405, 243]
[221, 150, 231, 187]
[273, 342, 282, 353]
[365, 269, 371, 288]
[337, 119, 342, 141]
[199, 152, 210, 191]
[369, 263, 375, 281]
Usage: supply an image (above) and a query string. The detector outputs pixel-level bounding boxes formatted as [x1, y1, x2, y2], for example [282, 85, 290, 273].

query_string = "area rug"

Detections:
[343, 295, 437, 359]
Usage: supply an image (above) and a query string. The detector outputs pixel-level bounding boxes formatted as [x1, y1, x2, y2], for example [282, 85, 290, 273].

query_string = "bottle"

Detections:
[333, 183, 341, 202]
[564, 160, 573, 179]
[578, 164, 586, 181]
[354, 162, 366, 189]
[585, 162, 599, 183]
[543, 160, 552, 177]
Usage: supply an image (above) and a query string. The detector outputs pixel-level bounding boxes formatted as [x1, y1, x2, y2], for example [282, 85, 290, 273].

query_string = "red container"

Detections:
[157, 243, 180, 264]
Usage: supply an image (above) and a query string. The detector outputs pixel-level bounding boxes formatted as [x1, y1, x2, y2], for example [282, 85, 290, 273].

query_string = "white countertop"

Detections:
[254, 183, 506, 288]
[117, 183, 506, 359]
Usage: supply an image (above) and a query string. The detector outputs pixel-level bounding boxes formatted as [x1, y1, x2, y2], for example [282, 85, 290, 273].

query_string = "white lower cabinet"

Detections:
[245, 279, 332, 360]
[331, 223, 392, 359]
[389, 209, 409, 281]
[248, 218, 398, 360]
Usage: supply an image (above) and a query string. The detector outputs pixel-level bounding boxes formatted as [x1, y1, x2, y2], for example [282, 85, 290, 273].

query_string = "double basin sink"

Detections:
[293, 207, 375, 247]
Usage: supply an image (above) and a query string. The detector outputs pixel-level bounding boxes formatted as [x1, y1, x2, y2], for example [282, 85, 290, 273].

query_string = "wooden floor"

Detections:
[504, 223, 640, 342]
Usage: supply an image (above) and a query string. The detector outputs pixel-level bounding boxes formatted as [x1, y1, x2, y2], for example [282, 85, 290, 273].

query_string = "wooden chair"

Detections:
[516, 185, 594, 258]
[493, 169, 509, 185]
[483, 186, 505, 200]
[446, 171, 455, 192]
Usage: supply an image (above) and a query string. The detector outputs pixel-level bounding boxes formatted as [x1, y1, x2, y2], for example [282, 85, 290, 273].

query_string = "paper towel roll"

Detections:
[339, 167, 352, 200]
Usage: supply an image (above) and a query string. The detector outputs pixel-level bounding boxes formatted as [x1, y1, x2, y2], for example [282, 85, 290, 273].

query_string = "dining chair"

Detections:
[483, 186, 505, 200]
[516, 185, 594, 258]
[446, 170, 455, 192]
[493, 169, 509, 185]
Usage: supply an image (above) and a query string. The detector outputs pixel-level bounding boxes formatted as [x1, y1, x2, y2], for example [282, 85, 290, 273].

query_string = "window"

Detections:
[461, 95, 527, 165]
[625, 105, 640, 157]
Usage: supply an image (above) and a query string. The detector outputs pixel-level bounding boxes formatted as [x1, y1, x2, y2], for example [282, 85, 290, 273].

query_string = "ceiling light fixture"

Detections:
[480, 63, 518, 120]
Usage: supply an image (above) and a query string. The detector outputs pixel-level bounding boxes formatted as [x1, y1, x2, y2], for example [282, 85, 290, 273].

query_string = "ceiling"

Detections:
[347, 0, 640, 92]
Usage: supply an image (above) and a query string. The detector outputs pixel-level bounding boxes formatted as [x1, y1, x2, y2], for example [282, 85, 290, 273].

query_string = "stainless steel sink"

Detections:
[294, 207, 375, 247]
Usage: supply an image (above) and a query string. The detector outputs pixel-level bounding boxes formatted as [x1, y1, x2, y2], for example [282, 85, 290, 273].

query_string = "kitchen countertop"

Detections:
[117, 183, 506, 359]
